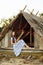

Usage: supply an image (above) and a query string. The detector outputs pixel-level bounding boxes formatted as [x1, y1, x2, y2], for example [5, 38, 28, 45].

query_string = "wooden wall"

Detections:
[0, 30, 12, 48]
[34, 31, 43, 49]
[0, 29, 43, 49]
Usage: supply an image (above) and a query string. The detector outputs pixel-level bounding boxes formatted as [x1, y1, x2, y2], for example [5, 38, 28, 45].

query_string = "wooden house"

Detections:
[0, 11, 43, 49]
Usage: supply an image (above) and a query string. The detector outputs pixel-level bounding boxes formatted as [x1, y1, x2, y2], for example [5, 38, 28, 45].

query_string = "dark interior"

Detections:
[11, 13, 34, 48]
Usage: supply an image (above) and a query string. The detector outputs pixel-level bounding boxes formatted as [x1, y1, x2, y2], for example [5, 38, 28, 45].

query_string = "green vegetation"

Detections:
[0, 15, 16, 32]
[40, 13, 43, 17]
[40, 13, 43, 16]
[0, 27, 3, 32]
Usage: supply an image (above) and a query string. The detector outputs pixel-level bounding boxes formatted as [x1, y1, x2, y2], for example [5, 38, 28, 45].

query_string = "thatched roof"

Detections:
[22, 11, 43, 37]
[0, 11, 43, 41]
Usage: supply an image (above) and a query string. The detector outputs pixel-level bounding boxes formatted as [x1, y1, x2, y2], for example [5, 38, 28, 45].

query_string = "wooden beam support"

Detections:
[19, 15, 22, 29]
[30, 27, 32, 45]
[23, 23, 28, 29]
[17, 30, 24, 41]
[23, 5, 27, 11]
[22, 31, 30, 39]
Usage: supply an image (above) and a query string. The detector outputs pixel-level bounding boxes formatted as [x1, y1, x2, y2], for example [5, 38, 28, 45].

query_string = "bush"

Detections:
[0, 27, 2, 32]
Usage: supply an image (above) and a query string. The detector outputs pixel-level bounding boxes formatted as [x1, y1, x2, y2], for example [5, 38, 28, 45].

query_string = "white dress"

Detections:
[13, 39, 25, 56]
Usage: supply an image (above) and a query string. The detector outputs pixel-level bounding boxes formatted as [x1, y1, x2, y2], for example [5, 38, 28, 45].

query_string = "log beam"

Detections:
[17, 30, 24, 41]
[30, 27, 32, 45]
[22, 31, 30, 39]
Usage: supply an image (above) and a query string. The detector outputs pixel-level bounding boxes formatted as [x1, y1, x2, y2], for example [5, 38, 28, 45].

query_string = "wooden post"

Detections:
[5, 33, 8, 48]
[30, 27, 32, 46]
[19, 14, 22, 29]
[23, 5, 27, 11]
[1, 38, 5, 48]
[36, 11, 39, 15]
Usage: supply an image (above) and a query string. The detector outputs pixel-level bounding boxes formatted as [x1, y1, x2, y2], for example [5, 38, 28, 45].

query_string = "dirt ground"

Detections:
[0, 52, 43, 65]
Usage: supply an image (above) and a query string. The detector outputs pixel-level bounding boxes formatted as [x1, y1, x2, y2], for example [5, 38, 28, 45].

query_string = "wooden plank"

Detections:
[17, 30, 24, 41]
[19, 14, 22, 29]
[23, 23, 28, 29]
[22, 31, 30, 39]
[30, 27, 32, 45]
[0, 48, 43, 53]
